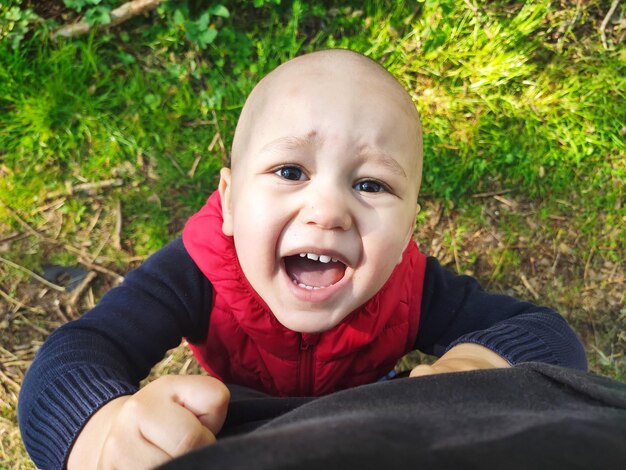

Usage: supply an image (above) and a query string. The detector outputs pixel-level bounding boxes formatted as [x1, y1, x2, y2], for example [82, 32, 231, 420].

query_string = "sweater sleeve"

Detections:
[416, 256, 587, 370]
[18, 238, 212, 470]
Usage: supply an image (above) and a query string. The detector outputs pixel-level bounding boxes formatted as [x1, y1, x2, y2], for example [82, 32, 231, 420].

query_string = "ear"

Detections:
[218, 167, 234, 236]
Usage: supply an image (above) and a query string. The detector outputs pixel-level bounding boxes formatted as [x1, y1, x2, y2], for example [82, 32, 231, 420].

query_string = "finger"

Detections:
[167, 375, 231, 435]
[138, 401, 216, 458]
[409, 364, 437, 378]
[133, 375, 229, 457]
[98, 427, 171, 470]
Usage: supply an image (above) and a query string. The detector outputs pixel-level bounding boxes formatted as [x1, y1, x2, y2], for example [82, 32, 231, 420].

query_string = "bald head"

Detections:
[230, 49, 422, 175]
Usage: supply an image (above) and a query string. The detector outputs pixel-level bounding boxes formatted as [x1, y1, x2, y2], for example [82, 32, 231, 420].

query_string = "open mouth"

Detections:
[284, 252, 347, 290]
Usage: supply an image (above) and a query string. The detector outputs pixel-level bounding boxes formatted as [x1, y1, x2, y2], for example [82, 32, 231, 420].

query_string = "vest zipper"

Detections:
[298, 335, 315, 396]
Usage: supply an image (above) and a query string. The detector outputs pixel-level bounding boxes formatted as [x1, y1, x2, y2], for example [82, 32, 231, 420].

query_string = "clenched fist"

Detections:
[68, 375, 230, 470]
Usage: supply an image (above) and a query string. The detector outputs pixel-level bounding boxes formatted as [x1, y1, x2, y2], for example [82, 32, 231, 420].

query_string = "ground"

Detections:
[2, 191, 624, 468]
[1, 0, 624, 468]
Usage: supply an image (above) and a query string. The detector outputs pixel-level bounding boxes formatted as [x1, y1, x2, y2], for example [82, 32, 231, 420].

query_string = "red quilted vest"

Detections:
[182, 191, 427, 396]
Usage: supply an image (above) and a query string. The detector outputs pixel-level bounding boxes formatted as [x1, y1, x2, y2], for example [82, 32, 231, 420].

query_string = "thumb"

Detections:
[409, 364, 437, 378]
[168, 375, 231, 435]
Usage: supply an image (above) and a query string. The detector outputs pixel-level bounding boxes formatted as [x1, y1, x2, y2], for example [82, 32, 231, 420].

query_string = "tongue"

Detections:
[284, 256, 345, 287]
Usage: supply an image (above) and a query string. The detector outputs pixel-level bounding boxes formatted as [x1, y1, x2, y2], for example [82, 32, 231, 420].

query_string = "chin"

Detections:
[273, 310, 343, 334]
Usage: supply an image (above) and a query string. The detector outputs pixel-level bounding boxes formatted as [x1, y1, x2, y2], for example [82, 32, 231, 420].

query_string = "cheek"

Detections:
[231, 201, 285, 274]
[361, 230, 407, 282]
[362, 209, 414, 269]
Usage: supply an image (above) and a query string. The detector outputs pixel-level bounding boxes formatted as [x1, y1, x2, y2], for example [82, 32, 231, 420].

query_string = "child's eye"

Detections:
[354, 180, 386, 193]
[275, 166, 305, 181]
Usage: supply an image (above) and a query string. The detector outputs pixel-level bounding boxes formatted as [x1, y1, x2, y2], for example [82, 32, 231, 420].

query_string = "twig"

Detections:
[0, 232, 21, 244]
[183, 119, 216, 128]
[583, 245, 595, 284]
[68, 271, 98, 307]
[0, 255, 66, 292]
[207, 132, 220, 153]
[180, 357, 193, 375]
[520, 273, 540, 300]
[89, 223, 114, 262]
[471, 189, 513, 198]
[45, 178, 123, 200]
[0, 345, 18, 361]
[582, 277, 626, 293]
[447, 218, 462, 274]
[15, 312, 50, 336]
[33, 198, 66, 214]
[600, 0, 620, 49]
[188, 153, 202, 178]
[211, 110, 228, 165]
[493, 195, 518, 208]
[53, 300, 70, 323]
[555, 199, 575, 209]
[77, 257, 124, 284]
[74, 179, 124, 194]
[487, 245, 509, 287]
[551, 251, 561, 274]
[113, 199, 122, 250]
[0, 287, 45, 314]
[0, 368, 21, 393]
[86, 287, 96, 309]
[52, 0, 167, 40]
[85, 206, 104, 236]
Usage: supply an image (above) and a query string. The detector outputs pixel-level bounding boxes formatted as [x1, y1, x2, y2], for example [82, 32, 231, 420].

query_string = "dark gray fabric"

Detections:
[19, 239, 586, 469]
[160, 363, 626, 470]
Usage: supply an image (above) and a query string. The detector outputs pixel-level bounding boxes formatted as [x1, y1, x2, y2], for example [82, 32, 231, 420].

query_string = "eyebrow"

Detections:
[259, 133, 316, 154]
[357, 146, 407, 178]
[258, 135, 408, 178]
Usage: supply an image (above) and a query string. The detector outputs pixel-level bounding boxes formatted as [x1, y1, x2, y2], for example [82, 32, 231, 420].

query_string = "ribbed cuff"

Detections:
[20, 364, 136, 470]
[447, 323, 559, 367]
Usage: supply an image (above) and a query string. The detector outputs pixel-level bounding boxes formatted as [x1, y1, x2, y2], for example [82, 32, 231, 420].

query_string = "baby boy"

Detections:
[19, 49, 587, 470]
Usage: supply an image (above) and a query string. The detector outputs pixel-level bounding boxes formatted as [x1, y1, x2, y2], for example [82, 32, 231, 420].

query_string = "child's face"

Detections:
[220, 52, 422, 333]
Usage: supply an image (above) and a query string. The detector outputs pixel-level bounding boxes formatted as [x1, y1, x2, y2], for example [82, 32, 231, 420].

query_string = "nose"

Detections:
[299, 185, 353, 231]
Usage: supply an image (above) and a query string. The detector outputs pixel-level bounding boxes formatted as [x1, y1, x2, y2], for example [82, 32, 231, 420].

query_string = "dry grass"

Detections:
[1, 1, 624, 467]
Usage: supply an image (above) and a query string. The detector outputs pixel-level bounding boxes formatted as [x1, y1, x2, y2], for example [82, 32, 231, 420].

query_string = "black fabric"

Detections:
[160, 363, 626, 470]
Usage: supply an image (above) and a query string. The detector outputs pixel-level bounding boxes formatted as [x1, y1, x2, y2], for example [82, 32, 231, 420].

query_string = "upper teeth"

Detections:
[299, 253, 336, 263]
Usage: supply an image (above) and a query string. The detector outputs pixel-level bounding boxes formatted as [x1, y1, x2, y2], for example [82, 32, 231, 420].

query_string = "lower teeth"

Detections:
[293, 279, 327, 290]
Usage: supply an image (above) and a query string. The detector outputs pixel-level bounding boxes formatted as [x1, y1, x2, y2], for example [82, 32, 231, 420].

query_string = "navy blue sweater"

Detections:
[18, 238, 587, 469]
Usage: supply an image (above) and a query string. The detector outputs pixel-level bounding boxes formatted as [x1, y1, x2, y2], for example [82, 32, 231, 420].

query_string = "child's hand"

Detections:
[67, 375, 230, 470]
[409, 343, 510, 378]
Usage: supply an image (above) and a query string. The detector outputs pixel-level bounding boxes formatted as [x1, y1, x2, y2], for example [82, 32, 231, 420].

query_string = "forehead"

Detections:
[246, 68, 419, 160]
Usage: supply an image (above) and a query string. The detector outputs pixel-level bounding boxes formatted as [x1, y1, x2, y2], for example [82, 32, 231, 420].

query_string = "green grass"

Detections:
[1, 1, 623, 254]
[0, 0, 622, 376]
[1, 0, 625, 467]
[0, 0, 623, 379]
